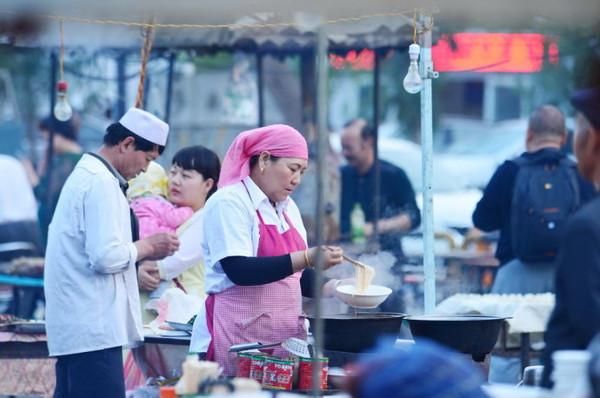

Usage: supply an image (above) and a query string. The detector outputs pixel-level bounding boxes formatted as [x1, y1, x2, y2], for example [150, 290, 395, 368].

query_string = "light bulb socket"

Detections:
[408, 43, 421, 61]
[56, 80, 68, 92]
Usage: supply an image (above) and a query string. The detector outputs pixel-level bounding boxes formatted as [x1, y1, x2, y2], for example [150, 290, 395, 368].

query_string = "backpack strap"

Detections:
[510, 156, 527, 256]
[559, 157, 581, 207]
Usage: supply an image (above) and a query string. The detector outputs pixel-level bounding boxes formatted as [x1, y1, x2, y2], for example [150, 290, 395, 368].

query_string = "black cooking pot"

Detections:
[406, 315, 505, 362]
[307, 313, 405, 353]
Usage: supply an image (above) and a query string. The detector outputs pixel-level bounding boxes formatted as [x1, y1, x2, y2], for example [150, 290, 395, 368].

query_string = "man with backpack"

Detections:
[472, 105, 596, 383]
[473, 105, 595, 293]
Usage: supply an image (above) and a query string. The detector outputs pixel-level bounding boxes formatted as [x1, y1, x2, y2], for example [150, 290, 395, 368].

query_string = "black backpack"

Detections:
[510, 155, 580, 263]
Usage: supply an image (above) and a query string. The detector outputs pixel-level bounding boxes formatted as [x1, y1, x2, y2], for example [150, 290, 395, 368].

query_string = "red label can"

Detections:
[261, 357, 294, 390]
[298, 357, 329, 390]
[236, 352, 254, 377]
[249, 355, 268, 383]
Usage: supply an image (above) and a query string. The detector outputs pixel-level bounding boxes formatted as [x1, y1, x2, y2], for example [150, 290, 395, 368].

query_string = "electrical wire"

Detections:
[0, 8, 436, 30]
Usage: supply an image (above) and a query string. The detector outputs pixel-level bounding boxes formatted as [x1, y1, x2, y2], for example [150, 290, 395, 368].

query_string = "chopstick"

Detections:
[323, 246, 371, 269]
[342, 254, 369, 269]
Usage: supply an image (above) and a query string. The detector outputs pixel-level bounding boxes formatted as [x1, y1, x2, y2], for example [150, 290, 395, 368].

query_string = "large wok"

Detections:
[307, 312, 405, 353]
[406, 315, 506, 362]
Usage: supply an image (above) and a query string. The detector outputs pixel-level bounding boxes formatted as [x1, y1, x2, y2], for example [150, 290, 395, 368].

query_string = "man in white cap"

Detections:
[45, 108, 180, 398]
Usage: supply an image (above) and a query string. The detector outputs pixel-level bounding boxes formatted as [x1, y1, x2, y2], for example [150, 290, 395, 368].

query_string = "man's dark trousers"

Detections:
[53, 346, 125, 398]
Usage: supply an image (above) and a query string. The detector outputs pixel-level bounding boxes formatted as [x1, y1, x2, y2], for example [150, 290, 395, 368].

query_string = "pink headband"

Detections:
[219, 124, 308, 188]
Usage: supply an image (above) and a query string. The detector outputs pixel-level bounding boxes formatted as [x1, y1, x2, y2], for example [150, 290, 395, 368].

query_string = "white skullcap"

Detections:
[118, 108, 169, 146]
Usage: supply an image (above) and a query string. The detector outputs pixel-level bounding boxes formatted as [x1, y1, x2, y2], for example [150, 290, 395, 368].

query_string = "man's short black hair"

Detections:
[103, 122, 165, 154]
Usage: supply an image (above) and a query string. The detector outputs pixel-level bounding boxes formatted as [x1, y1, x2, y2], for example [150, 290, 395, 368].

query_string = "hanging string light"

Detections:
[403, 10, 423, 94]
[53, 19, 73, 121]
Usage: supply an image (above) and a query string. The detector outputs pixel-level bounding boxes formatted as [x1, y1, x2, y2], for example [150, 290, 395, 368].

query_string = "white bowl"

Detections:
[335, 284, 392, 309]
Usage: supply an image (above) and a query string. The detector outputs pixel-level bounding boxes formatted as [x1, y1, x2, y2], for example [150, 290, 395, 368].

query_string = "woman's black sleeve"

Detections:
[220, 255, 293, 286]
[220, 256, 331, 294]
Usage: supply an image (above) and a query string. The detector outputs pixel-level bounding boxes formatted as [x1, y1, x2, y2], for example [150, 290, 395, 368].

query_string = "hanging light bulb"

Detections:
[54, 80, 72, 121]
[403, 43, 423, 94]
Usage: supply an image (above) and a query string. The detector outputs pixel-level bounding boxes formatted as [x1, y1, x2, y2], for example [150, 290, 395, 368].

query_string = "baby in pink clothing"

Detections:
[127, 161, 193, 239]
[127, 161, 193, 298]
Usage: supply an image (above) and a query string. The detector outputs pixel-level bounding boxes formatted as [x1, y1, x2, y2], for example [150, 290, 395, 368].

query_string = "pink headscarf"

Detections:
[219, 124, 308, 188]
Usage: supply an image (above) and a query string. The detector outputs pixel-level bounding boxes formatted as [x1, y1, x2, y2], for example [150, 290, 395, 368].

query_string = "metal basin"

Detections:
[406, 315, 505, 362]
[307, 312, 405, 353]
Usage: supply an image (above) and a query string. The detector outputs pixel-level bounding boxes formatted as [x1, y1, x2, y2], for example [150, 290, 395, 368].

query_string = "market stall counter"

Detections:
[0, 324, 196, 397]
[0, 329, 54, 397]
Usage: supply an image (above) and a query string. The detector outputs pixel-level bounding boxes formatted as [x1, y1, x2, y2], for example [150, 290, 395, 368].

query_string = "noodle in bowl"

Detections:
[335, 284, 392, 309]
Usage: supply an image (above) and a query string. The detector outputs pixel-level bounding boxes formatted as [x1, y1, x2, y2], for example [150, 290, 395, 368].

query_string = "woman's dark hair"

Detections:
[172, 145, 221, 199]
[249, 154, 281, 170]
[39, 114, 80, 142]
[103, 122, 165, 154]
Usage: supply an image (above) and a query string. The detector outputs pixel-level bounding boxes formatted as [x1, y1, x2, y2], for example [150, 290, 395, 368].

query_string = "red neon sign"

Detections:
[329, 49, 374, 70]
[432, 33, 557, 73]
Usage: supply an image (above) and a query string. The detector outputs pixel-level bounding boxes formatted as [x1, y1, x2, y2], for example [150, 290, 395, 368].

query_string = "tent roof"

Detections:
[2, 0, 598, 50]
[7, 9, 415, 51]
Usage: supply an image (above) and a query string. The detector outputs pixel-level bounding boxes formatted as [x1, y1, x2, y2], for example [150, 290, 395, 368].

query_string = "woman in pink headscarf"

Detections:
[190, 124, 344, 375]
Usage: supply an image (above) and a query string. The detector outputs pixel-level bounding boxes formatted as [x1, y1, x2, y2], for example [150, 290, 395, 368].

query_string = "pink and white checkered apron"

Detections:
[205, 186, 307, 375]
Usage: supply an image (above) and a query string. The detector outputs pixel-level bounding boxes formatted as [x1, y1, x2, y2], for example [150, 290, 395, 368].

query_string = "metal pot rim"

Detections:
[307, 312, 406, 320]
[405, 314, 507, 321]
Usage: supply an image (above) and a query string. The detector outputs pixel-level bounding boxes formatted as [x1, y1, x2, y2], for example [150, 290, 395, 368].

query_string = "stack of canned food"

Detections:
[236, 351, 329, 391]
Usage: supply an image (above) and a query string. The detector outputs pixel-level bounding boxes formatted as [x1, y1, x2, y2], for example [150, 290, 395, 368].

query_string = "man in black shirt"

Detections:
[339, 119, 421, 257]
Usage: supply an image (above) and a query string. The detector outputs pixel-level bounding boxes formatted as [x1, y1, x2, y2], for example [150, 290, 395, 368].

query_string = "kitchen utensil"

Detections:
[166, 321, 193, 333]
[335, 284, 392, 309]
[307, 312, 405, 353]
[10, 321, 45, 334]
[406, 314, 506, 362]
[342, 254, 369, 269]
[228, 337, 311, 357]
[159, 330, 190, 337]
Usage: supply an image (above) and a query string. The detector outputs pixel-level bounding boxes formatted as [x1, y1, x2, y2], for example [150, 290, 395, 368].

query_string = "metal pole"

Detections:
[116, 51, 127, 118]
[300, 50, 317, 127]
[256, 52, 265, 127]
[420, 15, 436, 314]
[312, 23, 328, 396]
[372, 50, 381, 248]
[49, 51, 57, 112]
[45, 51, 58, 203]
[164, 51, 176, 124]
